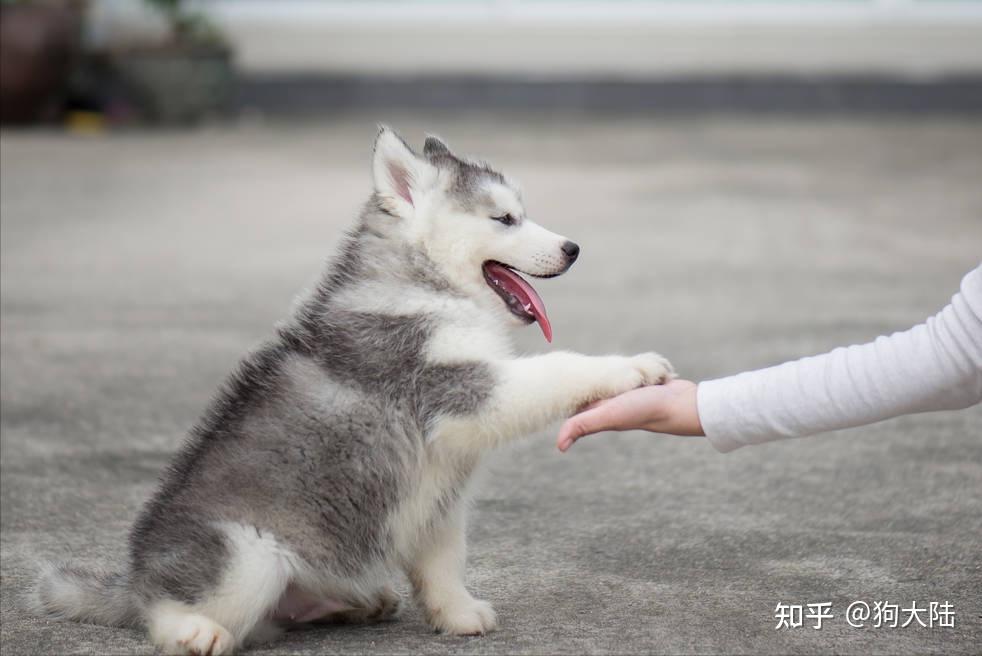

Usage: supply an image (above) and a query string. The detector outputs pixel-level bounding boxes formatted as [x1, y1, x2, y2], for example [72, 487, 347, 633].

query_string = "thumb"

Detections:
[557, 401, 618, 452]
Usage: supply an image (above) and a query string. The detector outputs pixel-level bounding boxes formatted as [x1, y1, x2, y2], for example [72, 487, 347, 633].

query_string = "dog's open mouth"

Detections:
[482, 261, 554, 343]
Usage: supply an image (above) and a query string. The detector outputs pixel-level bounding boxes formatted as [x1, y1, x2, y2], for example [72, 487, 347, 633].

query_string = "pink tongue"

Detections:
[486, 262, 553, 342]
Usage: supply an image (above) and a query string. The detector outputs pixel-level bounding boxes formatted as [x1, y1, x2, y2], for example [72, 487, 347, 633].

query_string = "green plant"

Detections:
[145, 0, 225, 47]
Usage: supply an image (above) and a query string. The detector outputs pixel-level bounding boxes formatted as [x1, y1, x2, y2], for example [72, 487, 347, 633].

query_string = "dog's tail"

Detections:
[30, 561, 140, 627]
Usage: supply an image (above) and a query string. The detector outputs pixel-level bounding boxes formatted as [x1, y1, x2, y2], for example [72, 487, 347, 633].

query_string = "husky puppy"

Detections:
[32, 128, 673, 654]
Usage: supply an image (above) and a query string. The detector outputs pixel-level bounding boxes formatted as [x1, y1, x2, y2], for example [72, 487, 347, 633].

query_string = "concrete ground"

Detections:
[2, 115, 981, 655]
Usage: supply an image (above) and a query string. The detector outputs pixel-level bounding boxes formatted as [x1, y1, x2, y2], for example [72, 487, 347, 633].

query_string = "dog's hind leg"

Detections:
[148, 601, 235, 656]
[243, 619, 284, 648]
[147, 523, 294, 654]
[273, 579, 402, 626]
[326, 585, 402, 624]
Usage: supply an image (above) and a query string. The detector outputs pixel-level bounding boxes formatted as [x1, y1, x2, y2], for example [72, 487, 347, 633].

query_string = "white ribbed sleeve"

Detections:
[698, 265, 982, 453]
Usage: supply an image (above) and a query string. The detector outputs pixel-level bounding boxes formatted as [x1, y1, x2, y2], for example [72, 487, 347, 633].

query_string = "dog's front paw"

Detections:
[629, 351, 675, 386]
[428, 598, 497, 636]
[588, 352, 675, 402]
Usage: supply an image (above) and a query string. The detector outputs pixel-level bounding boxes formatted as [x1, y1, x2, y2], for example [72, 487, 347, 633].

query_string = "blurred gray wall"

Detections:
[202, 0, 982, 112]
[208, 0, 982, 78]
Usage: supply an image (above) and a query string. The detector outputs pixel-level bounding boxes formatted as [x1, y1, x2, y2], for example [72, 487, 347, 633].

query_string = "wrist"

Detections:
[685, 383, 706, 436]
[646, 380, 704, 436]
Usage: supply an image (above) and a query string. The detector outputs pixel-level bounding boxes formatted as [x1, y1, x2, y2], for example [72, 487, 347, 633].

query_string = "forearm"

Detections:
[437, 351, 672, 450]
[699, 266, 982, 452]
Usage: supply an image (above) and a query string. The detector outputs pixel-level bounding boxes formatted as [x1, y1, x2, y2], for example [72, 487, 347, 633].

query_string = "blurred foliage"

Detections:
[144, 0, 226, 47]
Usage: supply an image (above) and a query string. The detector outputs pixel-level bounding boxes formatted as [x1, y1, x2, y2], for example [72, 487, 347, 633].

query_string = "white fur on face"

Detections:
[372, 129, 572, 323]
[411, 178, 571, 315]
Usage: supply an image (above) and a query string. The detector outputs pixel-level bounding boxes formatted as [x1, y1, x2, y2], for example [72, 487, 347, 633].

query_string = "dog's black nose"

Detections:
[561, 241, 580, 262]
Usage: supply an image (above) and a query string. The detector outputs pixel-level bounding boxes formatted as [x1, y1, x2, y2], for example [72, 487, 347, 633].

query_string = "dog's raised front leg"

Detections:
[440, 351, 673, 449]
[408, 508, 496, 636]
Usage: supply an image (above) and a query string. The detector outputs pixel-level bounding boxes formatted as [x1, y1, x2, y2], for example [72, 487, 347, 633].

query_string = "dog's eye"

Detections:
[491, 213, 517, 227]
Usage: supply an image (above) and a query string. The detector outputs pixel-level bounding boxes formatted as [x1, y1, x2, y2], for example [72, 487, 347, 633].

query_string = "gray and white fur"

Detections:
[31, 127, 673, 655]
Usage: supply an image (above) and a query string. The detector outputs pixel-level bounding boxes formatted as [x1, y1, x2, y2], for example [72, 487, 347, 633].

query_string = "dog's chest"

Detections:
[424, 311, 514, 364]
[388, 446, 479, 560]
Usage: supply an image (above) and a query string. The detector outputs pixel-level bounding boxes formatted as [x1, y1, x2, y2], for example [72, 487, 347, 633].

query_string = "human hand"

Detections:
[557, 379, 704, 452]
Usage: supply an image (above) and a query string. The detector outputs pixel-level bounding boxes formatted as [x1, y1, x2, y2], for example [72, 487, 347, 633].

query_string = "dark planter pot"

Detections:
[109, 45, 235, 124]
[0, 3, 83, 124]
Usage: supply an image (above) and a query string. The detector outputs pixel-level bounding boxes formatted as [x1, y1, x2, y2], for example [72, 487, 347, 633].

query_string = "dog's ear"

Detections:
[423, 135, 452, 160]
[372, 126, 435, 216]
